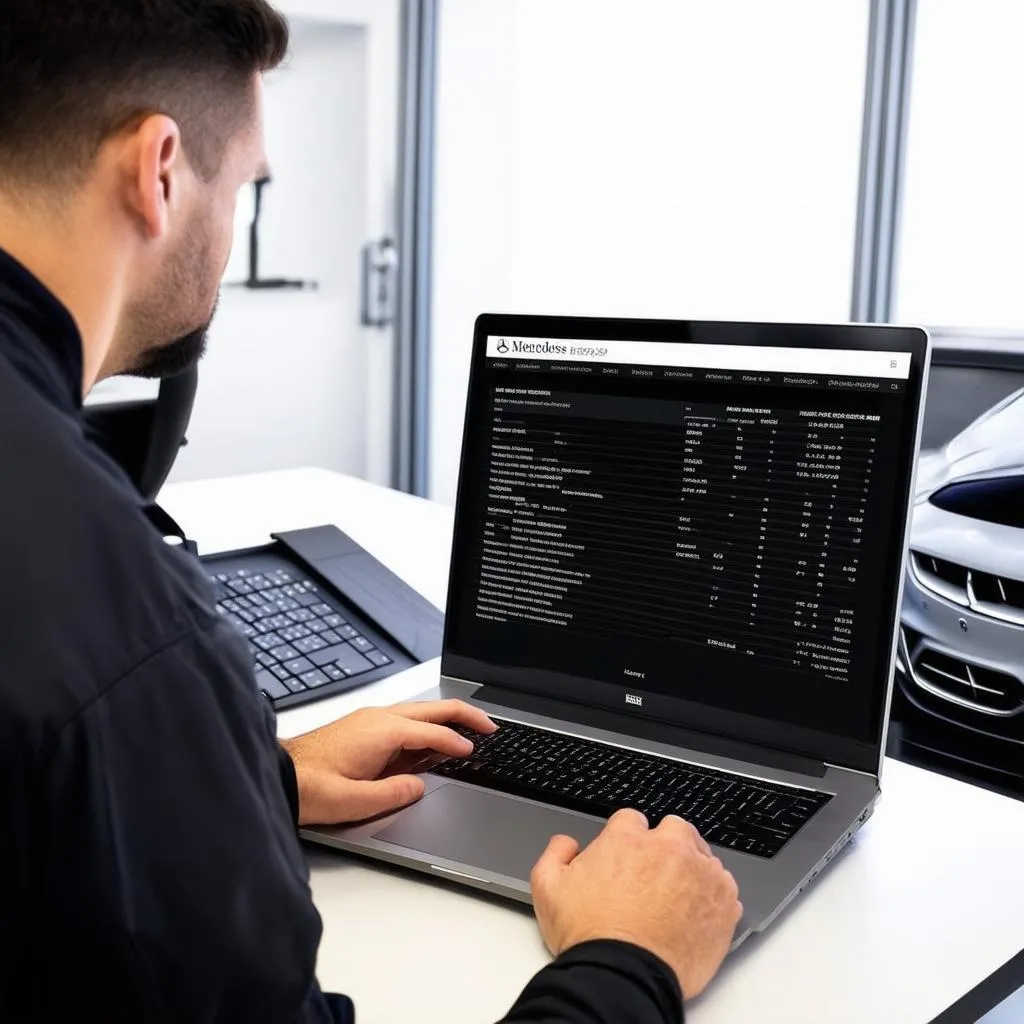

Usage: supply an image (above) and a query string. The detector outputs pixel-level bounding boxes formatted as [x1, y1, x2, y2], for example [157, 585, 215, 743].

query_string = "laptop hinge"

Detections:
[471, 684, 827, 779]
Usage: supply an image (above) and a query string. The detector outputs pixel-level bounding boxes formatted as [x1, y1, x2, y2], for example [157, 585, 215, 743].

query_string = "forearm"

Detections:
[499, 941, 683, 1024]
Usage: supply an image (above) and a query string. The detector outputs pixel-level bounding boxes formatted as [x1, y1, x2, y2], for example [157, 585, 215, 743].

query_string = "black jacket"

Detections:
[0, 245, 682, 1023]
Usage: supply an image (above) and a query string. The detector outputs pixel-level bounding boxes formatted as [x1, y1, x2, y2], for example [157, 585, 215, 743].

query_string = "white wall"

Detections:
[429, 0, 868, 505]
[896, 0, 1024, 329]
[169, 21, 370, 483]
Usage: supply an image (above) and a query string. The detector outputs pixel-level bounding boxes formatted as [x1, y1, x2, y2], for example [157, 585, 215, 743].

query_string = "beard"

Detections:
[126, 305, 215, 379]
[119, 215, 223, 380]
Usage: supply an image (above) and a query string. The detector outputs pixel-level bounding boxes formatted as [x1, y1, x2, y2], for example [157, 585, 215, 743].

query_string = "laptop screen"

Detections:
[442, 316, 928, 773]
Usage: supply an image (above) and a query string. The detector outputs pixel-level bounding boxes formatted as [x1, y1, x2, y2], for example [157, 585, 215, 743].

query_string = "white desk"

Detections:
[163, 467, 1024, 1024]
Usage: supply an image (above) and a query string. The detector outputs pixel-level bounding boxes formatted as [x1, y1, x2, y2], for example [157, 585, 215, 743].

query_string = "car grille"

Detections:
[911, 551, 1024, 628]
[901, 628, 1024, 717]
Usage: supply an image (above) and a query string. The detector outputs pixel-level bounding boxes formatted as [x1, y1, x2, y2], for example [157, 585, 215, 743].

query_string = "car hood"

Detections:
[916, 387, 1024, 498]
[911, 387, 1024, 580]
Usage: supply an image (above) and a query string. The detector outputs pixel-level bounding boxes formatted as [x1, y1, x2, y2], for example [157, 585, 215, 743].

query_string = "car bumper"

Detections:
[898, 566, 1024, 746]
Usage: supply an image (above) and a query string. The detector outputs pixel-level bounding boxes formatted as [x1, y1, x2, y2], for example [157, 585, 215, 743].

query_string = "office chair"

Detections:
[84, 366, 198, 501]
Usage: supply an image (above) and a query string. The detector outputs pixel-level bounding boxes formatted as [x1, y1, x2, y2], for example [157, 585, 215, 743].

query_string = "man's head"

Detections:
[0, 1, 288, 384]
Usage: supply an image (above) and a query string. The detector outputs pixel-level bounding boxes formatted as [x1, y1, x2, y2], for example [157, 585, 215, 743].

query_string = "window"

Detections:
[432, 0, 871, 502]
[895, 0, 1024, 331]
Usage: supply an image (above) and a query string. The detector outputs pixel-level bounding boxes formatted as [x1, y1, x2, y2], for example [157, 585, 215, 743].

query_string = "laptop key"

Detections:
[300, 669, 330, 688]
[364, 649, 392, 668]
[308, 644, 374, 675]
[293, 635, 328, 655]
[255, 671, 289, 700]
[284, 657, 315, 675]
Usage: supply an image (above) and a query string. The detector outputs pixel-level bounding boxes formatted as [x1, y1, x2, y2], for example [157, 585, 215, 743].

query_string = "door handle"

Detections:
[361, 238, 399, 328]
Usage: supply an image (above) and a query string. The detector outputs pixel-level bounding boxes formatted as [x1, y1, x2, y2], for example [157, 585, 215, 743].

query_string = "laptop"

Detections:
[303, 314, 930, 947]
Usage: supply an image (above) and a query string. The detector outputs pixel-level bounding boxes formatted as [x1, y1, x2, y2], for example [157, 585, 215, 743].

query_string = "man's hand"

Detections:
[531, 809, 742, 1001]
[281, 699, 496, 826]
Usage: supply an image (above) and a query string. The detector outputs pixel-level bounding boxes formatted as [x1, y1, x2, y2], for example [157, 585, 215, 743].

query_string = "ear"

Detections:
[125, 114, 185, 242]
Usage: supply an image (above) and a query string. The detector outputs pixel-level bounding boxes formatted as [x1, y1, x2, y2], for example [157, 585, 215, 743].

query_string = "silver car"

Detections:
[898, 388, 1024, 755]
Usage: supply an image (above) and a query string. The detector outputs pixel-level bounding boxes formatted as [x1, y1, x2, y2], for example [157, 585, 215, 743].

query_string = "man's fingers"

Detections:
[323, 775, 426, 824]
[530, 834, 581, 892]
[606, 807, 650, 833]
[657, 814, 712, 855]
[391, 699, 497, 735]
[386, 719, 480, 759]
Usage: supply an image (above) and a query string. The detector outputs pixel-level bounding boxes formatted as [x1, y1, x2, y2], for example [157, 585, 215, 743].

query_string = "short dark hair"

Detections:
[0, 0, 289, 186]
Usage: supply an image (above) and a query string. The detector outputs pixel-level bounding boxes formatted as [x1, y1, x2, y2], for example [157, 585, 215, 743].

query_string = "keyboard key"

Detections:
[228, 579, 254, 595]
[365, 649, 393, 668]
[253, 634, 283, 652]
[256, 652, 279, 669]
[287, 609, 315, 623]
[321, 629, 342, 645]
[278, 625, 311, 642]
[311, 644, 374, 677]
[338, 625, 360, 640]
[322, 614, 347, 629]
[282, 675, 307, 693]
[266, 614, 292, 631]
[350, 635, 372, 652]
[284, 657, 315, 676]
[270, 663, 292, 682]
[256, 670, 289, 700]
[306, 618, 331, 634]
[310, 603, 334, 617]
[295, 591, 321, 608]
[269, 644, 300, 662]
[293, 635, 328, 655]
[300, 669, 330, 688]
[322, 664, 347, 682]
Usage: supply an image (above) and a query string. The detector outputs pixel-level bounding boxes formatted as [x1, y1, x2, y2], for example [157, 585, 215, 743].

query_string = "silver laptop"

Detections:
[304, 314, 930, 947]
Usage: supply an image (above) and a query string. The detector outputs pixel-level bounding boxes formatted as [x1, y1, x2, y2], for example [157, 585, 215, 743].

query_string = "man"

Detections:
[0, 2, 742, 1021]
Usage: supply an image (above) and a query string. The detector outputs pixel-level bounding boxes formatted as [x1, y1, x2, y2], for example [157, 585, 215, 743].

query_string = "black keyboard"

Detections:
[209, 567, 394, 706]
[432, 718, 833, 858]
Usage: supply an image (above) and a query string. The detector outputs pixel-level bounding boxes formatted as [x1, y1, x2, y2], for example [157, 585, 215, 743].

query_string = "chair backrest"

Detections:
[83, 367, 198, 500]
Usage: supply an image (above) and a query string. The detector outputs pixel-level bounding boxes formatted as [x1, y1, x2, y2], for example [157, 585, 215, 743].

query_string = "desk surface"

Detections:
[163, 467, 1024, 1024]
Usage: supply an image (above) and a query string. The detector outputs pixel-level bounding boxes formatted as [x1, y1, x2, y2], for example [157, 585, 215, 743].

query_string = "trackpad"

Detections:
[372, 783, 604, 881]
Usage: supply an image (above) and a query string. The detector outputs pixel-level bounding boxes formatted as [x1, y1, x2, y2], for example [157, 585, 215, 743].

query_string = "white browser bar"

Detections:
[486, 336, 912, 380]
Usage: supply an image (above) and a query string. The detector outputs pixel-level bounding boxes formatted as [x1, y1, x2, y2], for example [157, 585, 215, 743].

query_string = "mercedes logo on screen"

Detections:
[496, 338, 510, 354]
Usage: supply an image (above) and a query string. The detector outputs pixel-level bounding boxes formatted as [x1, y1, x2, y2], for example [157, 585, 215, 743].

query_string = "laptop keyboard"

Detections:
[208, 567, 393, 704]
[432, 718, 833, 858]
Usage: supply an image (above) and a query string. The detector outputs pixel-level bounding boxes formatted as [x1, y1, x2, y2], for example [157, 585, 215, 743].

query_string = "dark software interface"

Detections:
[446, 332, 916, 746]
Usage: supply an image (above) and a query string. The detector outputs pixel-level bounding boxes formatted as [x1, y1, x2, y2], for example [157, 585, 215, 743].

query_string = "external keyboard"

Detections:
[432, 718, 832, 858]
[209, 567, 394, 706]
